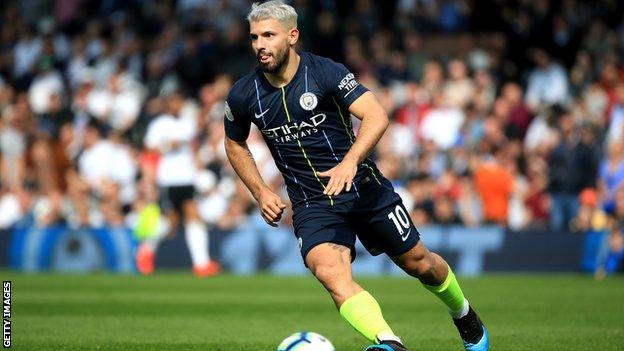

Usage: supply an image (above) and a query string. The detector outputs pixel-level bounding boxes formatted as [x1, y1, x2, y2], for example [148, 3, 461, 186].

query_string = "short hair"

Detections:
[247, 1, 298, 29]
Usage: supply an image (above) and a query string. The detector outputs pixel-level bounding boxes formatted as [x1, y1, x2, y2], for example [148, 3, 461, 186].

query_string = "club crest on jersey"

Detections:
[299, 92, 318, 111]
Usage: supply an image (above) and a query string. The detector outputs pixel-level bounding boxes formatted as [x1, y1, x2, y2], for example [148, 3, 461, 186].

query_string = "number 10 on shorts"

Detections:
[387, 205, 411, 240]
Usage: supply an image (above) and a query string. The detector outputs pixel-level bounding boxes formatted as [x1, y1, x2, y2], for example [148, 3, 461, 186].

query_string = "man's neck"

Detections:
[263, 51, 300, 88]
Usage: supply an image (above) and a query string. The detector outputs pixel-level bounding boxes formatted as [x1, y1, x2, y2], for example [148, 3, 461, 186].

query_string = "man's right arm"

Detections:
[224, 137, 266, 201]
[224, 85, 287, 226]
[224, 137, 286, 227]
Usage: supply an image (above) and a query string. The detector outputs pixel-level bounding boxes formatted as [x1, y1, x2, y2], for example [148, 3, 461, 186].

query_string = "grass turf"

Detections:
[2, 271, 623, 350]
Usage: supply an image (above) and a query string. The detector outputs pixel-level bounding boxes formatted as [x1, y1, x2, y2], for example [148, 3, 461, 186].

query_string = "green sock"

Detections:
[422, 266, 468, 317]
[339, 291, 395, 343]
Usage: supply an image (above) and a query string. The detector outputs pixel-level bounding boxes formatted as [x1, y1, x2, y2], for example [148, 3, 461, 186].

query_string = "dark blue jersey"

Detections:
[224, 52, 384, 208]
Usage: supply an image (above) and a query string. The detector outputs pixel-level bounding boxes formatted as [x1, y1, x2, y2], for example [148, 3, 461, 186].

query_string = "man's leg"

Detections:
[305, 243, 405, 349]
[182, 199, 219, 276]
[391, 241, 488, 350]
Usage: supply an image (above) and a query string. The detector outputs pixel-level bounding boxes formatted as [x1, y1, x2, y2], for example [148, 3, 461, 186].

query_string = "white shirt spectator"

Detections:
[85, 74, 143, 131]
[198, 192, 229, 225]
[0, 192, 22, 229]
[144, 113, 197, 187]
[379, 123, 417, 159]
[28, 70, 65, 114]
[108, 90, 142, 131]
[526, 63, 570, 109]
[86, 88, 111, 119]
[421, 107, 465, 150]
[524, 114, 557, 152]
[78, 140, 137, 203]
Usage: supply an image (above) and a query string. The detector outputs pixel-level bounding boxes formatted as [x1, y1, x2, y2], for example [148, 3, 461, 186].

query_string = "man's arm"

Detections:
[343, 91, 389, 164]
[224, 136, 286, 227]
[316, 91, 389, 196]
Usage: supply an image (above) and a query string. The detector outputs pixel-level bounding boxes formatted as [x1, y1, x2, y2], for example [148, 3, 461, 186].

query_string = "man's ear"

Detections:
[288, 28, 300, 45]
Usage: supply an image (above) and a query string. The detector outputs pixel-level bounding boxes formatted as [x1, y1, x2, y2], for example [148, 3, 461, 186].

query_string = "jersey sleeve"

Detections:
[223, 88, 251, 142]
[321, 58, 369, 108]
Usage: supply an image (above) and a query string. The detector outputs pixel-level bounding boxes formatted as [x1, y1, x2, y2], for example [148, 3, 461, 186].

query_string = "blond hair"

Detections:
[247, 1, 298, 29]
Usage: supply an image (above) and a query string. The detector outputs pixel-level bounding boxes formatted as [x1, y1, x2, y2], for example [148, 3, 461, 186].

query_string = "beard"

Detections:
[257, 43, 290, 73]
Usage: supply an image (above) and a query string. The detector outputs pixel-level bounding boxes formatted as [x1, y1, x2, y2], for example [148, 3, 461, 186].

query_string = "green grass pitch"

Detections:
[3, 271, 623, 350]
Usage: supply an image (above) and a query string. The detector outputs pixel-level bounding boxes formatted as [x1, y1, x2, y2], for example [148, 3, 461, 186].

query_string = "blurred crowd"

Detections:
[0, 0, 623, 256]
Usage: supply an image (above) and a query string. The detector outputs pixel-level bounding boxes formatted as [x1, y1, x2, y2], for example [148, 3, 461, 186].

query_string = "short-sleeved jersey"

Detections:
[224, 52, 384, 208]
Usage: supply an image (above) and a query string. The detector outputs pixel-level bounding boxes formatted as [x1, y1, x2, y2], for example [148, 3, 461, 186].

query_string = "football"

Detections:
[277, 331, 336, 351]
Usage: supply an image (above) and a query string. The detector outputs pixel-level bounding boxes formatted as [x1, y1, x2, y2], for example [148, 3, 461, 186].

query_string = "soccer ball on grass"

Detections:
[277, 331, 335, 351]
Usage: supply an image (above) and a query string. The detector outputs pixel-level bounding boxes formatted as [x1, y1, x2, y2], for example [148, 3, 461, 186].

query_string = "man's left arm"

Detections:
[317, 91, 389, 196]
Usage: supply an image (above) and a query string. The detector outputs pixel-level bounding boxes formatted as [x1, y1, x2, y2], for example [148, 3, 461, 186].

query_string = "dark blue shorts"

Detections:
[292, 176, 420, 265]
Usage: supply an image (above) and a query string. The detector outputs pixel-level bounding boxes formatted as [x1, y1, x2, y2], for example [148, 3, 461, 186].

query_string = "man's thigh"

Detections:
[293, 206, 357, 266]
[305, 242, 353, 274]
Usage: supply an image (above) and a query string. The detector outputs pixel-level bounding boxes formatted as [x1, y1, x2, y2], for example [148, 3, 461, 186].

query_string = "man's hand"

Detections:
[316, 159, 358, 196]
[257, 187, 287, 227]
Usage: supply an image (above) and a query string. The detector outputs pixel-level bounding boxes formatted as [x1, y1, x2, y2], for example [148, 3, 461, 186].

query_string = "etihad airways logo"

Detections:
[262, 113, 326, 143]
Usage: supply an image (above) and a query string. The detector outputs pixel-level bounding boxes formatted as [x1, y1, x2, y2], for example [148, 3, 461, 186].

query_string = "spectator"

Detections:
[76, 119, 137, 207]
[502, 82, 533, 138]
[525, 49, 570, 110]
[443, 58, 474, 108]
[474, 146, 514, 225]
[420, 90, 465, 150]
[142, 85, 219, 277]
[548, 109, 599, 230]
[523, 155, 550, 227]
[456, 172, 483, 227]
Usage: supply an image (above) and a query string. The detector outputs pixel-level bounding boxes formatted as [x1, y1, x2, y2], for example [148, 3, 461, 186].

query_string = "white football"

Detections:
[277, 331, 335, 351]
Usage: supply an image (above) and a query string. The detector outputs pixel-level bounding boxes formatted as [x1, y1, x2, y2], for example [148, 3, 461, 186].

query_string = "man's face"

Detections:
[166, 93, 184, 115]
[249, 19, 297, 73]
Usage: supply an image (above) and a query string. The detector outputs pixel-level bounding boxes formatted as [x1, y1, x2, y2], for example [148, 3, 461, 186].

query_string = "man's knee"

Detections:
[310, 260, 348, 286]
[401, 251, 434, 278]
[310, 261, 358, 305]
[306, 244, 355, 300]
[392, 241, 437, 277]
